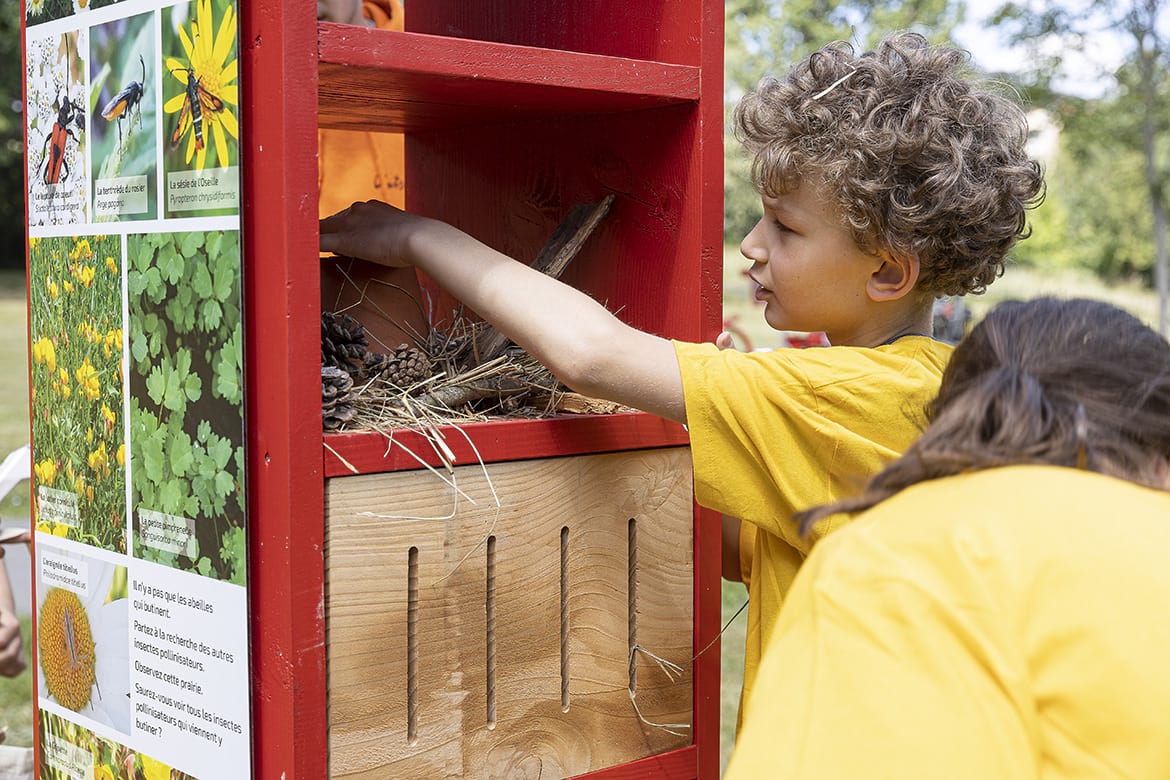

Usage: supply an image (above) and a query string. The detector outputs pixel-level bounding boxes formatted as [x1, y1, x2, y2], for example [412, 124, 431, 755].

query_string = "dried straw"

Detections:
[337, 313, 626, 434]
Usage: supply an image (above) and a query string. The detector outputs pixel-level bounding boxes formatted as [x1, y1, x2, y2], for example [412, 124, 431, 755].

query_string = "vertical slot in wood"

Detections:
[627, 518, 637, 693]
[407, 546, 419, 745]
[560, 526, 570, 712]
[486, 535, 497, 729]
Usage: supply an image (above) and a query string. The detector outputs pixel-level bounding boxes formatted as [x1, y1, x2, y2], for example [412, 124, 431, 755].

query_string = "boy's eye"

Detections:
[772, 219, 792, 233]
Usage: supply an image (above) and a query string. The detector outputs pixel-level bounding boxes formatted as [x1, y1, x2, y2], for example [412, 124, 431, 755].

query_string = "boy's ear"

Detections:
[866, 250, 920, 302]
[1156, 456, 1170, 491]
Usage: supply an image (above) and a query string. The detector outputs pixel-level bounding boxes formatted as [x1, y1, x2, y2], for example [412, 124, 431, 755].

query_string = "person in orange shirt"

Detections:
[318, 0, 426, 355]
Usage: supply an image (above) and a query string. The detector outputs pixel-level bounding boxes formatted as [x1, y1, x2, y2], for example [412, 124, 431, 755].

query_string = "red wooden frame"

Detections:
[242, 3, 723, 777]
[241, 3, 327, 779]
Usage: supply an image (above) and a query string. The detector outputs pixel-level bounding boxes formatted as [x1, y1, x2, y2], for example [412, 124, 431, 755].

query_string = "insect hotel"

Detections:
[246, 3, 724, 777]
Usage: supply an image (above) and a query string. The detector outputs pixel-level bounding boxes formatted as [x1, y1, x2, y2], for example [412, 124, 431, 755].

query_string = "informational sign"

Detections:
[25, 1, 248, 777]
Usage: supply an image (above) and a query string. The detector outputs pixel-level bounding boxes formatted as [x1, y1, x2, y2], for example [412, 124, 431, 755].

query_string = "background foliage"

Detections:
[722, 0, 1169, 333]
[1, 0, 24, 268]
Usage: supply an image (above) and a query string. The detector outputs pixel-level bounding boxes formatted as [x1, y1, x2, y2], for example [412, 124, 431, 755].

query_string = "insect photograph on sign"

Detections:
[161, 0, 240, 219]
[168, 66, 223, 154]
[89, 11, 158, 222]
[161, 0, 238, 172]
[26, 29, 89, 227]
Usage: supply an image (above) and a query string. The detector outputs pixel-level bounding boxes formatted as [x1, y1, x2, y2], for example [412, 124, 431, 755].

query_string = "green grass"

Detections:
[0, 271, 27, 483]
[0, 277, 30, 522]
[0, 616, 34, 748]
[0, 279, 29, 455]
[0, 271, 31, 747]
[719, 581, 748, 774]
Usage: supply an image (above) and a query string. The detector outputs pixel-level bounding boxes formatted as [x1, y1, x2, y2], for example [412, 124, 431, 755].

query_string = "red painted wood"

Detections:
[407, 1, 704, 64]
[404, 108, 707, 345]
[21, 8, 43, 776]
[240, 3, 722, 777]
[240, 3, 328, 779]
[323, 412, 689, 477]
[319, 25, 701, 134]
[692, 2, 727, 776]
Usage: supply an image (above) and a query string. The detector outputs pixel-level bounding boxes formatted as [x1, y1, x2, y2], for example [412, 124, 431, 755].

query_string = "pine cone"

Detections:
[380, 343, 433, 389]
[354, 350, 392, 382]
[321, 311, 368, 372]
[322, 365, 357, 431]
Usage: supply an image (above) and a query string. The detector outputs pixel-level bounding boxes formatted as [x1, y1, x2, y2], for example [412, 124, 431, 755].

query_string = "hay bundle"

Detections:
[320, 196, 627, 432]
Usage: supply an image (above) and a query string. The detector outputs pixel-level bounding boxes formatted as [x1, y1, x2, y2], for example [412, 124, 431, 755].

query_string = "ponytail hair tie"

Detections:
[1075, 402, 1089, 470]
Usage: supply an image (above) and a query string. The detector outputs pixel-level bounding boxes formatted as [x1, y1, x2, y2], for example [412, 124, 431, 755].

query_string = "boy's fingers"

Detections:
[318, 205, 353, 233]
[715, 331, 736, 351]
[320, 205, 358, 254]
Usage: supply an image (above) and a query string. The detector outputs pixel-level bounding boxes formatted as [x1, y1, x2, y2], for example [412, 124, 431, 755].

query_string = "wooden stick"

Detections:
[464, 195, 616, 367]
[410, 376, 532, 410]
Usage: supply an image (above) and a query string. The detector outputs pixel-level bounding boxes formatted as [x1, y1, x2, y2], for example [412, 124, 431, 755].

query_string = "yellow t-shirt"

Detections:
[725, 466, 1170, 779]
[675, 336, 952, 708]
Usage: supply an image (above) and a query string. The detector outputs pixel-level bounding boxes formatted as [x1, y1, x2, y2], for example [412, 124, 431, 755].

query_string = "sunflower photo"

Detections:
[161, 0, 239, 219]
[35, 550, 130, 735]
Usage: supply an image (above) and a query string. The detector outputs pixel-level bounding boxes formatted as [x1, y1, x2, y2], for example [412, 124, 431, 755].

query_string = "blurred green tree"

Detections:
[0, 0, 23, 271]
[990, 0, 1169, 333]
[723, 0, 966, 241]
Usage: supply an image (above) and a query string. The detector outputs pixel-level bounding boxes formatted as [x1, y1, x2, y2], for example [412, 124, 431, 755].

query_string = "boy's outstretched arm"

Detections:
[320, 201, 687, 423]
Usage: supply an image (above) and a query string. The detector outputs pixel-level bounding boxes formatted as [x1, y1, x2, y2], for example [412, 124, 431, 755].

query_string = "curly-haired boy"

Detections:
[721, 29, 1046, 644]
[320, 31, 1045, 716]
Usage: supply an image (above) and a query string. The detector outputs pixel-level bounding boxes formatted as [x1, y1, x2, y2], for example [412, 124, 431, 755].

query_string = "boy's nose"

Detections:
[740, 219, 766, 263]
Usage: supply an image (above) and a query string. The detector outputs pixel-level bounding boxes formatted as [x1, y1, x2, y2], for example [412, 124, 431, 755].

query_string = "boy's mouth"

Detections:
[748, 275, 771, 300]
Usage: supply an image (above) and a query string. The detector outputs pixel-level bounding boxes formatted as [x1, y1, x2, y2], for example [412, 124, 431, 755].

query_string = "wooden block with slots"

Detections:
[326, 447, 694, 778]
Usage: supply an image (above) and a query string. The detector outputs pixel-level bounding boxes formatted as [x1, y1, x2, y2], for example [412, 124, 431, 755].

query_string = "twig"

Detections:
[468, 195, 616, 366]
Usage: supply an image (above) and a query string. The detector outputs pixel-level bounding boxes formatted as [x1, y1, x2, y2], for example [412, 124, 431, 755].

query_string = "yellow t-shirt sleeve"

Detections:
[674, 339, 947, 552]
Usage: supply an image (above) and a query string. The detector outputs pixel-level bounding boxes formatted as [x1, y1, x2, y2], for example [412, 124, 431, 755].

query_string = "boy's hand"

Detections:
[0, 607, 23, 678]
[320, 201, 428, 269]
[715, 331, 737, 351]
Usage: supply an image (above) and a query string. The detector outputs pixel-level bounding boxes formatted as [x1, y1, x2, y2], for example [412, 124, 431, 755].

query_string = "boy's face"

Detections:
[739, 179, 882, 345]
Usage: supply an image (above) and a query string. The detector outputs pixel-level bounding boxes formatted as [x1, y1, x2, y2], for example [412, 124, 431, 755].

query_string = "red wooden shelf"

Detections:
[322, 411, 690, 477]
[317, 23, 702, 133]
[247, 4, 722, 778]
[569, 745, 697, 779]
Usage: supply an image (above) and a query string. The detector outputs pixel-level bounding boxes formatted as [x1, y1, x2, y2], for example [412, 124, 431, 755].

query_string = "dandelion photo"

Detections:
[162, 0, 239, 173]
[29, 235, 126, 553]
[36, 552, 129, 733]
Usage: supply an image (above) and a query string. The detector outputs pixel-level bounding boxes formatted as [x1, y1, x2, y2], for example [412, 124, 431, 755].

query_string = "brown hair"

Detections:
[734, 31, 1046, 296]
[797, 297, 1170, 532]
